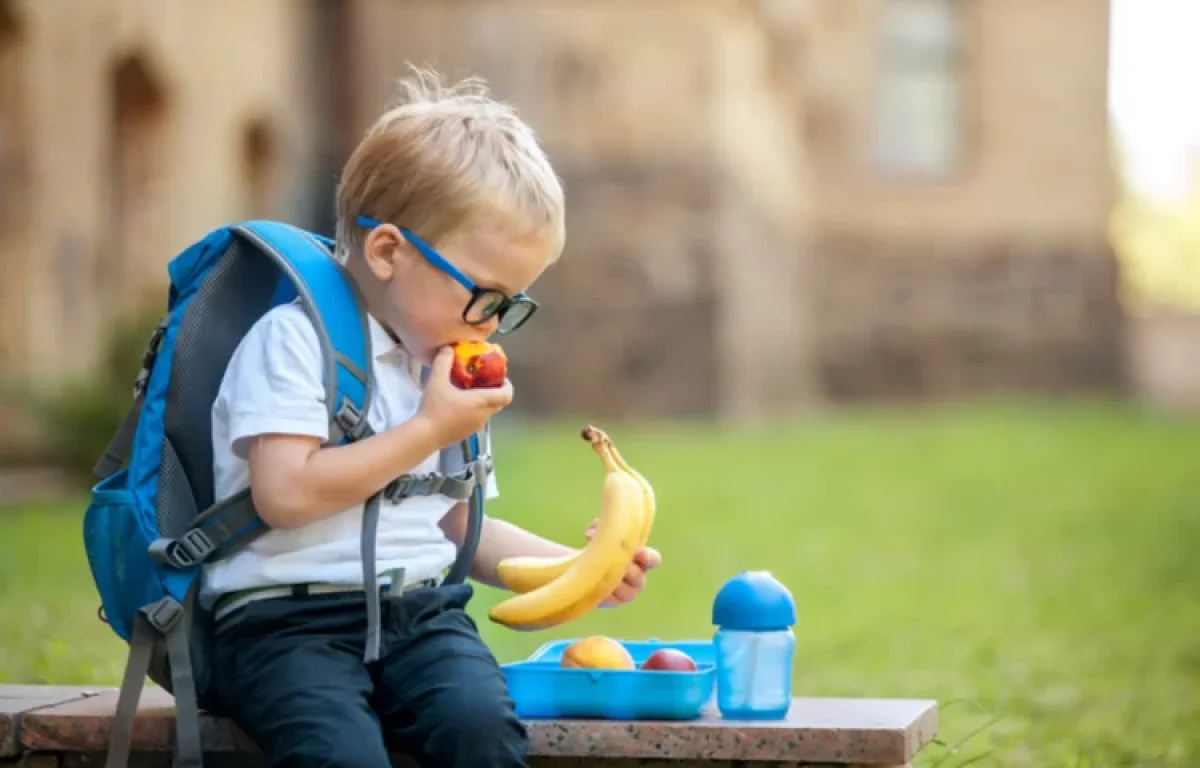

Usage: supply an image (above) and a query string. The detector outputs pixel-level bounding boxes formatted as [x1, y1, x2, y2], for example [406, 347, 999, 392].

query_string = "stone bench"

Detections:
[1, 685, 938, 767]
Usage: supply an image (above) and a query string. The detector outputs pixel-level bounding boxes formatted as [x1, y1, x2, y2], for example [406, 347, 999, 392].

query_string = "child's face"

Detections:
[362, 208, 556, 365]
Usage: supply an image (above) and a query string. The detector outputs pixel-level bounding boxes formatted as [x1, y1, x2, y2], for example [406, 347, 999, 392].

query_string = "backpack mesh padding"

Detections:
[157, 239, 284, 536]
[157, 438, 200, 538]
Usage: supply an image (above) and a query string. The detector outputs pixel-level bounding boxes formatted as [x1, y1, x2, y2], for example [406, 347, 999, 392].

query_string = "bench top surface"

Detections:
[1, 686, 101, 756]
[1, 684, 937, 766]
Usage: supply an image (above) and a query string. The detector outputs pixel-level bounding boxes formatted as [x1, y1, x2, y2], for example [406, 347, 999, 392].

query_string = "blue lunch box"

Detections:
[500, 637, 716, 720]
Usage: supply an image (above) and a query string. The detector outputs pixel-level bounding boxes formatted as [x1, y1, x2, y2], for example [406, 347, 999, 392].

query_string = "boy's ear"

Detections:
[362, 223, 405, 281]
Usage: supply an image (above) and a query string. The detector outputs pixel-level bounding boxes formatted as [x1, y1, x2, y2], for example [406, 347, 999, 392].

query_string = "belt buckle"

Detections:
[396, 577, 436, 597]
[396, 578, 425, 596]
[381, 567, 441, 601]
[383, 567, 408, 601]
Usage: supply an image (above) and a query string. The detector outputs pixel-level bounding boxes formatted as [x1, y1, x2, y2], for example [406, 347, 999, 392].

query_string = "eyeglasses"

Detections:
[357, 216, 539, 334]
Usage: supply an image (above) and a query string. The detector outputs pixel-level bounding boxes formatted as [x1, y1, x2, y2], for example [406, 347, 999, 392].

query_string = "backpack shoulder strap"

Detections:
[234, 220, 374, 443]
[147, 221, 376, 570]
[91, 222, 373, 481]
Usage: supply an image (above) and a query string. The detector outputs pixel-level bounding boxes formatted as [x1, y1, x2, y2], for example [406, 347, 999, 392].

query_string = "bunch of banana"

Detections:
[487, 425, 656, 631]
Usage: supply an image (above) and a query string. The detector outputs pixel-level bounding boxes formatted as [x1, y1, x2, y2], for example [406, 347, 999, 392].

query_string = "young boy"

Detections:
[201, 68, 661, 768]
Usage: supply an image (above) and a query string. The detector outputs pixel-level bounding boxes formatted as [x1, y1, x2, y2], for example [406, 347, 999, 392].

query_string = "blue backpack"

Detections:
[82, 220, 490, 768]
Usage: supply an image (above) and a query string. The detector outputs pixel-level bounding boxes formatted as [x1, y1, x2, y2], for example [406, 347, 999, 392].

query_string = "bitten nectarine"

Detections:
[639, 648, 698, 672]
[449, 340, 507, 389]
[560, 636, 635, 670]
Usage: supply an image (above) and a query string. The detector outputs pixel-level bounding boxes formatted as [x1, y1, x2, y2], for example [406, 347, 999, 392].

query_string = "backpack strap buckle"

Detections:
[142, 595, 184, 634]
[332, 398, 373, 443]
[438, 457, 492, 501]
[148, 528, 215, 569]
[382, 455, 493, 504]
[179, 528, 217, 562]
[132, 316, 170, 399]
[383, 472, 442, 503]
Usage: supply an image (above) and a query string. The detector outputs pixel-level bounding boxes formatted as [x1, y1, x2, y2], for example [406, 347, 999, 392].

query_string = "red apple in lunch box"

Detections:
[449, 340, 508, 389]
[640, 648, 698, 672]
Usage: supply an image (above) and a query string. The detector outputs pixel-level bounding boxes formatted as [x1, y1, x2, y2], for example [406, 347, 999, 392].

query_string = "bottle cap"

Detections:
[712, 570, 796, 630]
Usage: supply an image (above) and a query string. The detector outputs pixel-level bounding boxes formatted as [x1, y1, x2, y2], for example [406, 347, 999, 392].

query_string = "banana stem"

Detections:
[582, 425, 620, 473]
[584, 425, 636, 474]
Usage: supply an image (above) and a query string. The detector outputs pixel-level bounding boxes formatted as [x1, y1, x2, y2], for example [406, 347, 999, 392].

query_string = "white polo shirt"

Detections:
[201, 301, 497, 601]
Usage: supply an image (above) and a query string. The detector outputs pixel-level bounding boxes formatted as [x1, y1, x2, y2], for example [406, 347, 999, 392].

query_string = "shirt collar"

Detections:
[367, 315, 424, 382]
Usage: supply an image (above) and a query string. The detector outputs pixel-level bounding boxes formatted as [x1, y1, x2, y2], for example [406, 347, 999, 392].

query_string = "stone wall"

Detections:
[812, 236, 1126, 401]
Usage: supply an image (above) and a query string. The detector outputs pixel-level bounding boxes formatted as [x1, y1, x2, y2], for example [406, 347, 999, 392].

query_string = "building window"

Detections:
[874, 0, 964, 178]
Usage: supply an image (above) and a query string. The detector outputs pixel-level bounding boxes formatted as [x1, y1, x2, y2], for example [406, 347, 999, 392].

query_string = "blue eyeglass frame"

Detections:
[357, 215, 539, 334]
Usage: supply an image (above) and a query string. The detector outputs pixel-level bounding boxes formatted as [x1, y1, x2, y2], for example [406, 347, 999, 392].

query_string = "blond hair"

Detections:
[335, 66, 565, 263]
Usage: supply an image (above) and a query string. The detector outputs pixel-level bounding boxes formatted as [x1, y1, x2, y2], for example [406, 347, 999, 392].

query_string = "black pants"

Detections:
[209, 582, 529, 768]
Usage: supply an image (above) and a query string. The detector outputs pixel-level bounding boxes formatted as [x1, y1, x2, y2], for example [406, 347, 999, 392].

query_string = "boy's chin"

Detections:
[389, 327, 434, 366]
[406, 341, 436, 366]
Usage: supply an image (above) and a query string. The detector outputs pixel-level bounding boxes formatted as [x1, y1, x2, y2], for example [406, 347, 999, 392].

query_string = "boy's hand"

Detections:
[584, 520, 662, 607]
[418, 346, 513, 446]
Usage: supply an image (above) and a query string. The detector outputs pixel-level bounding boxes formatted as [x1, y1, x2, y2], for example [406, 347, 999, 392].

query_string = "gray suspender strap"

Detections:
[352, 366, 489, 663]
[105, 615, 154, 768]
[165, 618, 203, 768]
[361, 490, 385, 662]
[106, 600, 202, 768]
[360, 427, 492, 663]
[443, 435, 486, 587]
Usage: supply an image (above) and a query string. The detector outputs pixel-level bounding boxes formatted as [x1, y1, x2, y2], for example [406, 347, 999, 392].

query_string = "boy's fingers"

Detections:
[596, 555, 652, 607]
[634, 546, 661, 571]
[623, 562, 646, 589]
[430, 346, 454, 378]
[600, 583, 636, 607]
[460, 379, 512, 407]
[610, 582, 638, 605]
[480, 379, 514, 408]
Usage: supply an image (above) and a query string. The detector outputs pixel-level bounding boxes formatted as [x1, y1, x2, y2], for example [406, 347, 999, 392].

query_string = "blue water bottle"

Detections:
[711, 571, 796, 720]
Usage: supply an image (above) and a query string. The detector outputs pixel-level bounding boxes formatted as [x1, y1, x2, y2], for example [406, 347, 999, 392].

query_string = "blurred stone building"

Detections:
[792, 0, 1122, 402]
[341, 0, 817, 419]
[0, 0, 322, 381]
[342, 0, 1121, 414]
[0, 0, 1121, 423]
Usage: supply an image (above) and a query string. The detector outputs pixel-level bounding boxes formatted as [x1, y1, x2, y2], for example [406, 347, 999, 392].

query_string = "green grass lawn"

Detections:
[3, 401, 1199, 767]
